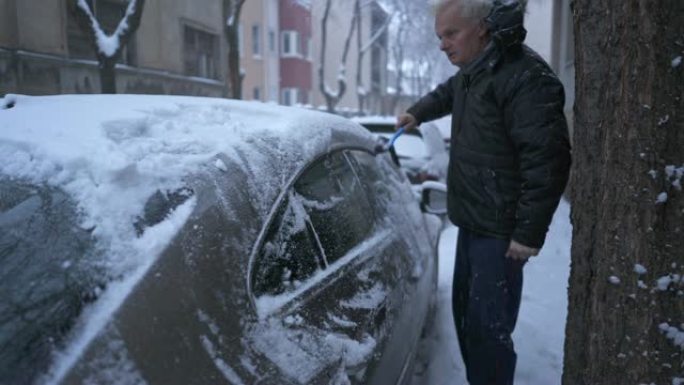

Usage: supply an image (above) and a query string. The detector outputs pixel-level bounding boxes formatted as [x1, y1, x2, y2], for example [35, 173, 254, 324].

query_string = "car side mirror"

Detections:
[420, 181, 447, 215]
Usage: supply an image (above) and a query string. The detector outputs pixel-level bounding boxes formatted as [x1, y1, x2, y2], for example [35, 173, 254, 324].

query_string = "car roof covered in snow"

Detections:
[0, 93, 373, 225]
[0, 92, 376, 305]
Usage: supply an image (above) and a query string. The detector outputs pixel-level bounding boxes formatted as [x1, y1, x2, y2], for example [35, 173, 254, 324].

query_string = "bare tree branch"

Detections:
[319, 0, 359, 113]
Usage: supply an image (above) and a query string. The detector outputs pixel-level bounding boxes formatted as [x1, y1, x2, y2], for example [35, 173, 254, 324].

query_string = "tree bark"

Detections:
[223, 0, 246, 99]
[563, 1, 684, 384]
[100, 60, 117, 94]
[355, 0, 365, 115]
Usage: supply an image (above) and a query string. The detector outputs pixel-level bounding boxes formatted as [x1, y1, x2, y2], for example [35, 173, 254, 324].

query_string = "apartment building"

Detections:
[0, 0, 389, 116]
[278, 0, 312, 106]
[240, 0, 279, 102]
[0, 0, 229, 96]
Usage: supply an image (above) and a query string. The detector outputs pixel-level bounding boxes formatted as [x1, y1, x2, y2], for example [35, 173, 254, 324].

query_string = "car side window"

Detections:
[294, 151, 374, 265]
[347, 150, 393, 221]
[252, 150, 375, 299]
[252, 192, 323, 297]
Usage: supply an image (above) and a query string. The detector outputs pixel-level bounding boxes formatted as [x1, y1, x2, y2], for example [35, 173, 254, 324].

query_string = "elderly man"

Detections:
[397, 0, 571, 383]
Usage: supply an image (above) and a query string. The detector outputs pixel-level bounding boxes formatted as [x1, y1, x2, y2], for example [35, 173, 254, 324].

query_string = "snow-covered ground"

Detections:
[412, 199, 572, 385]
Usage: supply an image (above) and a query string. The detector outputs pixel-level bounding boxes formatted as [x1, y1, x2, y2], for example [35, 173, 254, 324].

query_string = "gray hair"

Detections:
[431, 0, 527, 19]
[430, 0, 493, 18]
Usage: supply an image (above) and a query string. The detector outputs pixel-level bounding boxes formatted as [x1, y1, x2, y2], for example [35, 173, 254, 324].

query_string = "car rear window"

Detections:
[0, 179, 104, 384]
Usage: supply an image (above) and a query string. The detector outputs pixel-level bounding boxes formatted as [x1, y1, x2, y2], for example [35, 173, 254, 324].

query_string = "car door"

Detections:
[248, 149, 415, 384]
[347, 150, 438, 385]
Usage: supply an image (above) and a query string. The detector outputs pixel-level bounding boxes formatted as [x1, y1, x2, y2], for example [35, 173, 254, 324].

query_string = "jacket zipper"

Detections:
[453, 74, 470, 138]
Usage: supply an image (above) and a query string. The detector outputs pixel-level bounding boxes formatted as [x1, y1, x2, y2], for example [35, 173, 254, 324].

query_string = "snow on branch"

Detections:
[75, 0, 144, 58]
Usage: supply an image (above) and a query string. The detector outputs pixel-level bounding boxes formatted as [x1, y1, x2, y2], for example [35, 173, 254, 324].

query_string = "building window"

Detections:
[253, 87, 261, 101]
[269, 30, 276, 53]
[281, 88, 299, 106]
[281, 31, 300, 57]
[252, 24, 261, 57]
[183, 26, 219, 79]
[67, 0, 137, 65]
[305, 37, 313, 60]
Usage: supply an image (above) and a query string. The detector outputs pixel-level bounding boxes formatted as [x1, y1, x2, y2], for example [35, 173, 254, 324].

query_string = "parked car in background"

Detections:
[351, 116, 448, 184]
[0, 94, 444, 385]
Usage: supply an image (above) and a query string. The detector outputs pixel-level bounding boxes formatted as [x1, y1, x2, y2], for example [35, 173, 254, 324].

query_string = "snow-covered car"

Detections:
[351, 116, 448, 185]
[0, 94, 444, 385]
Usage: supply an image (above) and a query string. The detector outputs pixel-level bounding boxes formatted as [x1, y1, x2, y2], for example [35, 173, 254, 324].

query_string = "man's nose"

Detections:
[439, 39, 447, 51]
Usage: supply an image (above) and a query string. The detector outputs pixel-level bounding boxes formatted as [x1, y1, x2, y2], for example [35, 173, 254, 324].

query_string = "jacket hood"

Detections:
[485, 0, 527, 50]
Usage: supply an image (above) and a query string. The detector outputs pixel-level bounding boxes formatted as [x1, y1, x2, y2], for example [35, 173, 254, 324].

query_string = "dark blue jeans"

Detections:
[452, 229, 525, 385]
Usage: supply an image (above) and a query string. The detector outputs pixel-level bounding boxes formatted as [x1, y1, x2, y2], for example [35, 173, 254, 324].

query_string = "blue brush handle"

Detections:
[386, 126, 405, 149]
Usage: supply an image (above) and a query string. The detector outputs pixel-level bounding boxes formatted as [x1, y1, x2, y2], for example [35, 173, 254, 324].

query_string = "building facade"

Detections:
[0, 0, 228, 96]
[240, 0, 280, 102]
[550, 0, 575, 134]
[278, 0, 312, 106]
[0, 0, 389, 116]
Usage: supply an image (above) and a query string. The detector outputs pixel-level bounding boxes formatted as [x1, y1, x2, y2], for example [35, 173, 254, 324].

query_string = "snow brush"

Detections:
[374, 126, 405, 153]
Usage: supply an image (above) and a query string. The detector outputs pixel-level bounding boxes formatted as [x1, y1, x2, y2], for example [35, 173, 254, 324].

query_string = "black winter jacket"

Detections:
[408, 44, 571, 248]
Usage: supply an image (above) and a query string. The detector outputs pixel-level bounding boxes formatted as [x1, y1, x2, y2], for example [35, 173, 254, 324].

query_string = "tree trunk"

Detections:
[318, 0, 359, 114]
[355, 0, 365, 116]
[225, 26, 242, 99]
[563, 1, 684, 384]
[224, 0, 246, 99]
[70, 0, 145, 94]
[100, 59, 117, 94]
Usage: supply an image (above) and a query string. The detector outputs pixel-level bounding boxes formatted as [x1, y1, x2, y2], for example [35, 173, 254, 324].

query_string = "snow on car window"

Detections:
[295, 151, 374, 265]
[373, 154, 432, 264]
[255, 229, 392, 318]
[252, 191, 322, 297]
[328, 312, 358, 328]
[339, 282, 386, 310]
